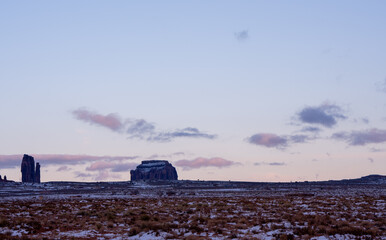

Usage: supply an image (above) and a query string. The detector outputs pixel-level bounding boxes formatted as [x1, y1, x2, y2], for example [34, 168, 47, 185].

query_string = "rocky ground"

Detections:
[0, 180, 385, 239]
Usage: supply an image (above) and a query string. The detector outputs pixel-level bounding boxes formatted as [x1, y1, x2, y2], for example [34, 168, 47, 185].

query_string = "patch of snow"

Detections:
[127, 231, 168, 240]
[249, 225, 261, 232]
[59, 230, 97, 238]
[311, 236, 329, 240]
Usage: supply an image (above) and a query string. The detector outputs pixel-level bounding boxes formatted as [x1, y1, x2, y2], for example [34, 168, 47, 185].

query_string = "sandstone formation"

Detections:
[21, 154, 41, 183]
[130, 160, 178, 181]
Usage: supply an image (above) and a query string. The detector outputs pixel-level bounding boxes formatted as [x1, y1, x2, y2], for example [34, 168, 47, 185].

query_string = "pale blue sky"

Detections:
[1, 1, 385, 182]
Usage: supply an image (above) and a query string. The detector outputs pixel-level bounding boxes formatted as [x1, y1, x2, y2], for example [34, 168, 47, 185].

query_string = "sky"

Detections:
[1, 1, 385, 182]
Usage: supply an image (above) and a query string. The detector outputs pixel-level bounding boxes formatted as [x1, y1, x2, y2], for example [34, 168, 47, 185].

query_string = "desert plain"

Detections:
[0, 180, 385, 239]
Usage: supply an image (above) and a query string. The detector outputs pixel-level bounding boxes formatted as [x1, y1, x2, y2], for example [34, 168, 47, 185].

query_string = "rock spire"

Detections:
[21, 154, 41, 183]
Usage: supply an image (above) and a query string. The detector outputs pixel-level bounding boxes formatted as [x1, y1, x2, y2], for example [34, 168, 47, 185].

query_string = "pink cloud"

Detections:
[175, 157, 237, 170]
[72, 108, 124, 132]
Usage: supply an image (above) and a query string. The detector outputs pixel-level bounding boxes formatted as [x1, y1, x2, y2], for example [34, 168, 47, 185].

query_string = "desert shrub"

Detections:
[184, 236, 204, 240]
[279, 234, 294, 240]
[271, 223, 284, 230]
[95, 223, 103, 230]
[161, 222, 178, 232]
[128, 227, 140, 236]
[294, 226, 314, 236]
[229, 232, 238, 239]
[193, 216, 207, 224]
[166, 191, 176, 196]
[315, 224, 330, 234]
[189, 224, 204, 233]
[0, 218, 10, 227]
[140, 214, 150, 221]
[76, 210, 90, 216]
[131, 189, 139, 195]
[27, 220, 42, 233]
[165, 232, 179, 239]
[331, 225, 375, 236]
[237, 217, 248, 225]
[140, 221, 163, 232]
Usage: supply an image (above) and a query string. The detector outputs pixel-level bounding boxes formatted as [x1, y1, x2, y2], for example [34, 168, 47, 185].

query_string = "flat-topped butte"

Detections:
[130, 160, 178, 181]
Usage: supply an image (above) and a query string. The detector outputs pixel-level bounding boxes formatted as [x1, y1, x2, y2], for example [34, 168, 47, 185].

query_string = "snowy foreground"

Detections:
[0, 180, 385, 239]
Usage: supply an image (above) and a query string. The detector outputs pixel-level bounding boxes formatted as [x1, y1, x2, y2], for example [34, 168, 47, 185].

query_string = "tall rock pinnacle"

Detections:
[21, 154, 41, 183]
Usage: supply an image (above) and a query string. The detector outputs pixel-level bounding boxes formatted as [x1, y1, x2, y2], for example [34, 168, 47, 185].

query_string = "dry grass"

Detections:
[0, 193, 384, 239]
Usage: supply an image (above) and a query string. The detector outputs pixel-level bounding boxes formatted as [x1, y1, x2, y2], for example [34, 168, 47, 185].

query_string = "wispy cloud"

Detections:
[86, 161, 137, 172]
[57, 166, 70, 171]
[94, 170, 119, 181]
[247, 133, 288, 148]
[147, 152, 186, 159]
[72, 109, 124, 132]
[111, 163, 138, 172]
[361, 118, 369, 124]
[85, 161, 135, 181]
[297, 103, 346, 127]
[0, 154, 138, 168]
[74, 172, 93, 179]
[254, 162, 286, 166]
[175, 157, 237, 170]
[35, 154, 138, 165]
[332, 128, 386, 146]
[0, 155, 22, 168]
[149, 128, 216, 142]
[86, 161, 115, 171]
[126, 119, 156, 139]
[234, 30, 249, 41]
[375, 78, 386, 93]
[369, 147, 384, 152]
[300, 126, 321, 133]
[290, 134, 310, 143]
[72, 108, 216, 142]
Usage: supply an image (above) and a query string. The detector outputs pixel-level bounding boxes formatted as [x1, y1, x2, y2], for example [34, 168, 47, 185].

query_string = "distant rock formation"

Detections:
[130, 160, 178, 181]
[21, 154, 41, 183]
[0, 175, 11, 182]
[35, 163, 41, 183]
